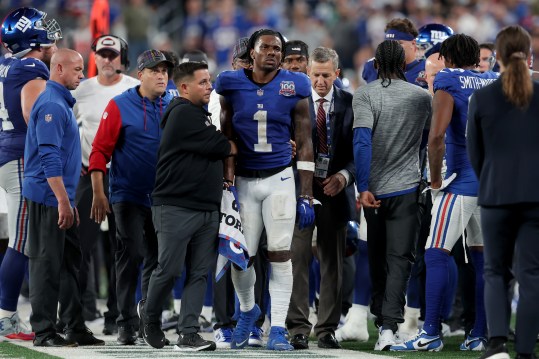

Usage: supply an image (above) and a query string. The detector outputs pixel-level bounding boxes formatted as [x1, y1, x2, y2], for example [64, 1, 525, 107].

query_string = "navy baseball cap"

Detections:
[137, 49, 173, 71]
[233, 37, 249, 60]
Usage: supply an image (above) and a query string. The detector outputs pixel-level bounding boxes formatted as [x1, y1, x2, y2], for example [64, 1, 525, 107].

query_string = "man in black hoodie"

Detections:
[138, 61, 237, 351]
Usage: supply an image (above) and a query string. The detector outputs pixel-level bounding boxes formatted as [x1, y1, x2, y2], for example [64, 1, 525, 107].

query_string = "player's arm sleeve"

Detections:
[35, 103, 67, 178]
[353, 127, 372, 193]
[88, 100, 122, 173]
[170, 106, 231, 158]
[466, 93, 483, 178]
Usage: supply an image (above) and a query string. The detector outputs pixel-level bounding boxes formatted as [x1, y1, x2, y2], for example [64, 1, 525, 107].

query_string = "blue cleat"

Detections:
[460, 333, 487, 351]
[231, 304, 261, 349]
[390, 329, 443, 352]
[267, 326, 294, 351]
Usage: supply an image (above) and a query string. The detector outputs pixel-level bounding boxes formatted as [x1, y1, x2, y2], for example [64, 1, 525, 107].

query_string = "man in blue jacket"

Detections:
[89, 49, 173, 345]
[23, 48, 103, 347]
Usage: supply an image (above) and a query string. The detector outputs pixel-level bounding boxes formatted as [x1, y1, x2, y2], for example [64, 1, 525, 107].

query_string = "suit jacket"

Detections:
[309, 86, 356, 221]
[467, 78, 539, 206]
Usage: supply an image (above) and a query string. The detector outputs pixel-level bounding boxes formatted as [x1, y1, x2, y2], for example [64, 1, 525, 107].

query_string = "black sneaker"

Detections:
[34, 334, 78, 347]
[174, 333, 216, 351]
[138, 299, 166, 348]
[479, 340, 509, 359]
[117, 324, 137, 345]
[65, 327, 105, 346]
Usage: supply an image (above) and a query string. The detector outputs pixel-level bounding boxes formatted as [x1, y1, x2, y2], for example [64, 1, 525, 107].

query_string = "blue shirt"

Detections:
[23, 81, 81, 207]
[215, 69, 311, 171]
[434, 68, 498, 196]
[362, 58, 427, 89]
[0, 55, 49, 166]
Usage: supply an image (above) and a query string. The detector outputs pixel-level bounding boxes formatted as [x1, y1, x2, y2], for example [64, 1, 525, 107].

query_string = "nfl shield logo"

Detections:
[44, 114, 52, 122]
[257, 89, 264, 96]
[279, 81, 296, 97]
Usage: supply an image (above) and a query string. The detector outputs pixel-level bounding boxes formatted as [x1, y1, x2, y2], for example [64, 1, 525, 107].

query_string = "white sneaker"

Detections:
[335, 305, 369, 342]
[214, 327, 233, 349]
[374, 328, 396, 351]
[0, 313, 17, 336]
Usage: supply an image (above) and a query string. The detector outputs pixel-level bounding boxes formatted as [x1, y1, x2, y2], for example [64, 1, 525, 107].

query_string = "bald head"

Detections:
[50, 48, 85, 90]
[425, 53, 446, 95]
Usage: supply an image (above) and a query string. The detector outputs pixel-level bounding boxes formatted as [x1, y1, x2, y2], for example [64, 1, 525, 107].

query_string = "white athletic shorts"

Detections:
[236, 167, 296, 256]
[0, 159, 28, 253]
[426, 191, 482, 251]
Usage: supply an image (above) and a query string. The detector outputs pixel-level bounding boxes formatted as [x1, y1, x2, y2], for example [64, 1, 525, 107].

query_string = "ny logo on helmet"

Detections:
[14, 16, 31, 33]
[430, 30, 449, 44]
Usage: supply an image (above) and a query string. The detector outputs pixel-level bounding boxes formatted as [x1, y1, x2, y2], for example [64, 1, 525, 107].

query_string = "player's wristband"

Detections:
[297, 161, 315, 172]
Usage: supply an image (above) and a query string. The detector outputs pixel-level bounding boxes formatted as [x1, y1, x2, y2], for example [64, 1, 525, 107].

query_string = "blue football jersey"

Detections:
[215, 69, 311, 171]
[434, 68, 498, 196]
[362, 58, 427, 88]
[0, 56, 49, 166]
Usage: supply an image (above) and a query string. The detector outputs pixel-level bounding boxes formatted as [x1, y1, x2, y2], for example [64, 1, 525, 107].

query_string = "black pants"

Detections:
[287, 196, 346, 338]
[76, 172, 118, 321]
[145, 205, 218, 334]
[364, 191, 419, 332]
[482, 204, 539, 355]
[112, 202, 158, 327]
[26, 200, 85, 340]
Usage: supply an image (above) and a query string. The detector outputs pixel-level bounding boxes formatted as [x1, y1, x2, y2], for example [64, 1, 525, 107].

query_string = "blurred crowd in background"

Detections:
[3, 0, 537, 90]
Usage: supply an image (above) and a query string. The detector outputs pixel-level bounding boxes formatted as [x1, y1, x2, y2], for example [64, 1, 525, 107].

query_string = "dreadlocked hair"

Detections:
[496, 25, 533, 109]
[439, 34, 480, 69]
[375, 40, 406, 87]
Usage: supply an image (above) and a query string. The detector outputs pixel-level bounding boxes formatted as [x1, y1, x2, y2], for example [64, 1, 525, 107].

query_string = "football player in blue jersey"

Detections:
[215, 28, 314, 351]
[0, 7, 61, 340]
[362, 18, 427, 88]
[391, 34, 498, 353]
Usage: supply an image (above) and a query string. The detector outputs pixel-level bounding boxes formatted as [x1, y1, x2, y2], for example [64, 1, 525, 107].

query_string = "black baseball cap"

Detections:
[283, 41, 309, 58]
[233, 37, 249, 60]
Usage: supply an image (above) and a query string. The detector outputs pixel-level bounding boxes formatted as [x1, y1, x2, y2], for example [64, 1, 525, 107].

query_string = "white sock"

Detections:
[0, 310, 16, 319]
[173, 299, 181, 314]
[268, 260, 293, 328]
[231, 266, 256, 312]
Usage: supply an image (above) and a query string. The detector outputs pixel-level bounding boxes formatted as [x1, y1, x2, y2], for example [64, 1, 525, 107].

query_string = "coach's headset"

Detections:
[91, 34, 130, 72]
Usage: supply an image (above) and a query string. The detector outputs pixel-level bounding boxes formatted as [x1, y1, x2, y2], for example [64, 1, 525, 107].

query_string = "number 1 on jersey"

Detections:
[253, 110, 272, 152]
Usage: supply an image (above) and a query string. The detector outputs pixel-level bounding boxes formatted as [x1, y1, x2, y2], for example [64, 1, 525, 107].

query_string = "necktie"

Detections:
[316, 98, 327, 154]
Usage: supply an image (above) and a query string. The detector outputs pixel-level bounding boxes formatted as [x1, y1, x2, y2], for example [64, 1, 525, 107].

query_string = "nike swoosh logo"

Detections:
[417, 338, 439, 348]
[236, 338, 249, 347]
[281, 176, 291, 181]
[25, 63, 36, 67]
